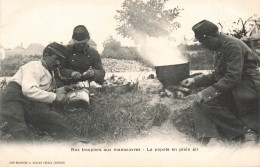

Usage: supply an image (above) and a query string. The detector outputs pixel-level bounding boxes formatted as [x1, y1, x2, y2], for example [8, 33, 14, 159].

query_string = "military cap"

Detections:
[46, 42, 66, 59]
[192, 20, 218, 40]
[72, 25, 90, 42]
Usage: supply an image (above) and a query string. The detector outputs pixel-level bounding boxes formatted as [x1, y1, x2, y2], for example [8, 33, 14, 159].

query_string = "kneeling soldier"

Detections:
[181, 20, 260, 145]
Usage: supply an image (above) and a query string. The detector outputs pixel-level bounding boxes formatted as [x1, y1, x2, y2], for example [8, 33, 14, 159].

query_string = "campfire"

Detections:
[155, 62, 191, 98]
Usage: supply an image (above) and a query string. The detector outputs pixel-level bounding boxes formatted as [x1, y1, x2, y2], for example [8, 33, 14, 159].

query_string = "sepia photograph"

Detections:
[0, 0, 260, 166]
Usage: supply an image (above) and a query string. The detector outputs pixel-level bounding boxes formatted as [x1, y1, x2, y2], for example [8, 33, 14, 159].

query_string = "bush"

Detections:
[0, 55, 41, 76]
[102, 36, 121, 58]
[183, 50, 214, 70]
[103, 36, 121, 52]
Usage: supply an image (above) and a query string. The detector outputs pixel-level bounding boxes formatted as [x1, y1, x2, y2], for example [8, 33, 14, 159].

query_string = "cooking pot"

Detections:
[155, 62, 189, 87]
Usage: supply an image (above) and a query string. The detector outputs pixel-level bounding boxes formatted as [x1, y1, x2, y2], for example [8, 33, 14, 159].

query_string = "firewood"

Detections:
[168, 86, 191, 94]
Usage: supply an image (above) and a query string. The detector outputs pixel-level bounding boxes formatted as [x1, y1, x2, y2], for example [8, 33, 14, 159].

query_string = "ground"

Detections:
[0, 58, 259, 149]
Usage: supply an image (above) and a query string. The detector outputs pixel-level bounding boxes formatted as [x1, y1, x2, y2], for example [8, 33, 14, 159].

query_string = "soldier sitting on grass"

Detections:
[0, 42, 79, 142]
[55, 25, 105, 87]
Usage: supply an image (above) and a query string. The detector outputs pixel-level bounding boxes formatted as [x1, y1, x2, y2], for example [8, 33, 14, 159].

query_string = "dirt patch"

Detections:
[146, 93, 196, 139]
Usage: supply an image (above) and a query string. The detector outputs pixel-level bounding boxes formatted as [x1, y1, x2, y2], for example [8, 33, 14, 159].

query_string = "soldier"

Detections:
[57, 25, 105, 86]
[181, 20, 260, 145]
[0, 42, 78, 142]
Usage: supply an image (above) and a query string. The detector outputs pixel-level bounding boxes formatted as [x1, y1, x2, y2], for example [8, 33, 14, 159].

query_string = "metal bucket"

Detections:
[66, 88, 90, 109]
[155, 62, 189, 87]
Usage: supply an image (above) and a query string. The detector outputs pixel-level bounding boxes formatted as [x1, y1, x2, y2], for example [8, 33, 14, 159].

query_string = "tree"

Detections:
[102, 36, 121, 52]
[114, 0, 182, 43]
[102, 36, 122, 58]
[228, 15, 258, 39]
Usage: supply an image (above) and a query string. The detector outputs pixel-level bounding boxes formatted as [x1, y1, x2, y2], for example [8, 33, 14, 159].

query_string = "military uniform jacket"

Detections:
[194, 34, 260, 117]
[60, 44, 105, 85]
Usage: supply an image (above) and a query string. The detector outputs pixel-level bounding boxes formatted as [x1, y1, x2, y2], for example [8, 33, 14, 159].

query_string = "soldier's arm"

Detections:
[21, 64, 56, 103]
[90, 49, 106, 85]
[194, 72, 216, 87]
[200, 43, 243, 101]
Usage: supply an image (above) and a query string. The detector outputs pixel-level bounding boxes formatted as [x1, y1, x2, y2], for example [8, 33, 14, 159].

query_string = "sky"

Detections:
[0, 0, 260, 52]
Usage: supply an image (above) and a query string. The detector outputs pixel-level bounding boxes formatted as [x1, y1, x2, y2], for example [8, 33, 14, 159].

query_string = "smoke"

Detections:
[133, 32, 188, 67]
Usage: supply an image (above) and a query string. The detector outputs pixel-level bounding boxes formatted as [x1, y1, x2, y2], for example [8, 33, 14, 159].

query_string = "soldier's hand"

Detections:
[64, 84, 80, 92]
[83, 69, 94, 79]
[195, 92, 203, 103]
[55, 93, 69, 103]
[71, 71, 82, 79]
[181, 78, 195, 87]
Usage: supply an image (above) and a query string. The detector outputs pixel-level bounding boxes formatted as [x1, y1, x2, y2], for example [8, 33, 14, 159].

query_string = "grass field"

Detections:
[0, 77, 197, 144]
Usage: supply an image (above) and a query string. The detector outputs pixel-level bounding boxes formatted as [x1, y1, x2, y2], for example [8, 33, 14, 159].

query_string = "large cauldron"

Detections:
[155, 62, 189, 88]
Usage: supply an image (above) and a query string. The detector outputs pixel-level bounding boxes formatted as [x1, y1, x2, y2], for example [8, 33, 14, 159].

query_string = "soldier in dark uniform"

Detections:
[181, 20, 260, 145]
[57, 25, 105, 86]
